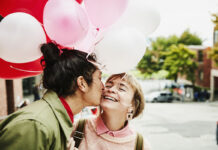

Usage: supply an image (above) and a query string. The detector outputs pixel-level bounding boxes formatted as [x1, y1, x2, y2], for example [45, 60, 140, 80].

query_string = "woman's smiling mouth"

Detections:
[103, 96, 118, 102]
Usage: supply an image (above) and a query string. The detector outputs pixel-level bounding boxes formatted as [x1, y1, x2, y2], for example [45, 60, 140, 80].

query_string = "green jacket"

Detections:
[0, 90, 74, 150]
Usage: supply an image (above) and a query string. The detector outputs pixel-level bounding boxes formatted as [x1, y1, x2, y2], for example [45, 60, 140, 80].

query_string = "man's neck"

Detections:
[65, 93, 84, 115]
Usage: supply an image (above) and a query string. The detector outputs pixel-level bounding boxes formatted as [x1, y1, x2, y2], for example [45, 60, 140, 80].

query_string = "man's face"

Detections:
[85, 69, 104, 106]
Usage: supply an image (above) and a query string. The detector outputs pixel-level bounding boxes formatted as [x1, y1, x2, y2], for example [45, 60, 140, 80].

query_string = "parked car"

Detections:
[145, 91, 174, 103]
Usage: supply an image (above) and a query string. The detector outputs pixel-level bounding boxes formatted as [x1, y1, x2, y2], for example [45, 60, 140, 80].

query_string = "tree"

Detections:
[137, 35, 179, 75]
[209, 13, 218, 64]
[163, 44, 198, 84]
[178, 29, 202, 45]
[137, 29, 202, 78]
[209, 46, 218, 65]
[212, 13, 218, 28]
[137, 49, 162, 75]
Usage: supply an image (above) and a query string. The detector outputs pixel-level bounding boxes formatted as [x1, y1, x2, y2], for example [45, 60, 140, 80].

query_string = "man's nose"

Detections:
[101, 82, 104, 90]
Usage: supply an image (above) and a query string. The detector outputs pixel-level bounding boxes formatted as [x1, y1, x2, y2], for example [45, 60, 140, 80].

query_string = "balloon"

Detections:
[95, 27, 146, 74]
[0, 13, 46, 63]
[0, 58, 42, 79]
[43, 0, 90, 46]
[71, 26, 97, 53]
[70, 24, 106, 53]
[112, 0, 161, 36]
[0, 0, 47, 23]
[76, 0, 83, 4]
[84, 0, 128, 28]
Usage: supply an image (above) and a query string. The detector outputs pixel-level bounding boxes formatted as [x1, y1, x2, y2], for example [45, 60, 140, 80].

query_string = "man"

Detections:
[0, 43, 104, 150]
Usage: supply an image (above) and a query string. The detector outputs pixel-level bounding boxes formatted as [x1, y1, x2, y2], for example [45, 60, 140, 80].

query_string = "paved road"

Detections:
[131, 102, 218, 150]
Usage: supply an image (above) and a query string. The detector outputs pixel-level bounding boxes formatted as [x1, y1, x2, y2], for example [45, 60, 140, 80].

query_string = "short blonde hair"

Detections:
[106, 73, 145, 118]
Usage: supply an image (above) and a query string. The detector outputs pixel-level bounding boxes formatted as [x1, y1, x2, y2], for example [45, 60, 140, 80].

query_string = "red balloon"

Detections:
[0, 58, 43, 79]
[0, 0, 48, 23]
[76, 0, 83, 4]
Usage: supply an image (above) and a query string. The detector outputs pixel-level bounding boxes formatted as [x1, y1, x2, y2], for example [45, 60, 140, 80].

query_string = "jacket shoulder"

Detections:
[0, 119, 53, 150]
[1, 100, 59, 133]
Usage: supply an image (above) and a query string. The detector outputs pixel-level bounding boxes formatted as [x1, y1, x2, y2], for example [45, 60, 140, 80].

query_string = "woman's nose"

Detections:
[107, 86, 117, 93]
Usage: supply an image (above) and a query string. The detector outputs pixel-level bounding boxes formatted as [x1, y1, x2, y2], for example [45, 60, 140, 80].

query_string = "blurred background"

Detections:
[1, 0, 218, 149]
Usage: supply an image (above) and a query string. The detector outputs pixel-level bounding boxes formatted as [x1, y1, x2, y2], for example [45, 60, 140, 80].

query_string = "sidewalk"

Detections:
[208, 100, 218, 107]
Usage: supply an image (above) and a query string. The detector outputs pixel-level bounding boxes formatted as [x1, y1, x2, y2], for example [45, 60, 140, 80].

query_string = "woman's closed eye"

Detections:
[119, 87, 126, 92]
[105, 85, 112, 88]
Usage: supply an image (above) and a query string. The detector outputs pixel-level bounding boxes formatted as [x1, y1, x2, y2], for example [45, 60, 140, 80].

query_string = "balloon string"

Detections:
[10, 65, 42, 73]
[85, 28, 107, 71]
[85, 54, 106, 71]
[94, 28, 104, 46]
[85, 27, 101, 55]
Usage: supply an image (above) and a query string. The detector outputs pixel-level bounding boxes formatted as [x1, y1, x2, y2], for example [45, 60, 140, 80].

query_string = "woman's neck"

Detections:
[101, 111, 126, 131]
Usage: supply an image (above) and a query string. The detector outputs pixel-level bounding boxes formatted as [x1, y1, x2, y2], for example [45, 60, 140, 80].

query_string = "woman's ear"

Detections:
[77, 76, 88, 92]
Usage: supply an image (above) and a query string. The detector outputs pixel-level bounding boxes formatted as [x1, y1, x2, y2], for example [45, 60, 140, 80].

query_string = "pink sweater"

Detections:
[73, 117, 151, 150]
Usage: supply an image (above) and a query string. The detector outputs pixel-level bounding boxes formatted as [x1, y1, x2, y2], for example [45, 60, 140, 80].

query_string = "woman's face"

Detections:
[101, 77, 134, 114]
[85, 69, 104, 106]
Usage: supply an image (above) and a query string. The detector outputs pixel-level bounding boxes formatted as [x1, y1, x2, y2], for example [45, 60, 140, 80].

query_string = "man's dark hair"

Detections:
[40, 42, 98, 97]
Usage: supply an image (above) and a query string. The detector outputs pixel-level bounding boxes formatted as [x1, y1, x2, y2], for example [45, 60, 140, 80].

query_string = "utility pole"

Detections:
[0, 79, 23, 118]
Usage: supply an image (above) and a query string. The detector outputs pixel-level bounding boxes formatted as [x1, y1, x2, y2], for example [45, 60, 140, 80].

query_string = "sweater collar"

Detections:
[42, 90, 74, 142]
[59, 96, 74, 123]
[96, 116, 133, 137]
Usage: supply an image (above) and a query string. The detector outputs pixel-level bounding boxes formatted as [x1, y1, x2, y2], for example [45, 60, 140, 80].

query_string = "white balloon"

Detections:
[95, 27, 146, 74]
[0, 12, 46, 63]
[113, 0, 161, 36]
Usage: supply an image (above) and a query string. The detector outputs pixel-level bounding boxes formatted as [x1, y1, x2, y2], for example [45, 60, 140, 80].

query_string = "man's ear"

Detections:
[77, 76, 88, 92]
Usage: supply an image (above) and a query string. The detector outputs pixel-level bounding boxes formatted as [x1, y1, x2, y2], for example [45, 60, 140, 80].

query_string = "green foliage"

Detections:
[212, 13, 218, 26]
[163, 44, 198, 83]
[137, 35, 179, 75]
[209, 46, 218, 66]
[209, 13, 218, 65]
[137, 29, 202, 82]
[137, 49, 161, 74]
[150, 70, 169, 79]
[178, 29, 202, 45]
[151, 35, 179, 52]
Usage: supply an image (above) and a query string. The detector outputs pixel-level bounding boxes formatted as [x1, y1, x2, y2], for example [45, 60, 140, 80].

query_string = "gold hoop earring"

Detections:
[126, 107, 134, 120]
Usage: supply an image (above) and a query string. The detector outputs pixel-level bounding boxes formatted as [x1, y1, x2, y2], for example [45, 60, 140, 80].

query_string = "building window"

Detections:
[198, 70, 204, 81]
[22, 77, 35, 95]
[198, 50, 203, 62]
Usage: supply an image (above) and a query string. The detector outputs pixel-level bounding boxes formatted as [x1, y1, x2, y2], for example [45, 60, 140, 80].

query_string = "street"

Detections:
[131, 102, 218, 150]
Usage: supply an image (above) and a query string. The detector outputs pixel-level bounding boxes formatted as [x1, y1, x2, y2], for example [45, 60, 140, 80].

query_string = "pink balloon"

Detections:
[84, 0, 128, 29]
[43, 0, 90, 46]
[67, 24, 106, 53]
[73, 27, 97, 53]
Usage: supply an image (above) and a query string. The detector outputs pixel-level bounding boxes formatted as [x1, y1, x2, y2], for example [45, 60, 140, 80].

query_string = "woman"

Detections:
[72, 73, 151, 150]
[0, 42, 104, 150]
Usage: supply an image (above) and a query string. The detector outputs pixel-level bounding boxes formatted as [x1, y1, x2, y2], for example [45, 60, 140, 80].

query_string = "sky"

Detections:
[147, 0, 218, 46]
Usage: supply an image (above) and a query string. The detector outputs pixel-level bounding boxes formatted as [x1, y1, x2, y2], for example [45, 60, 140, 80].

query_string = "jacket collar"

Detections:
[42, 90, 74, 142]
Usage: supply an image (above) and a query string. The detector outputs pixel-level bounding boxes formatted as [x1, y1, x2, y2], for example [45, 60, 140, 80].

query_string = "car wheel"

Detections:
[168, 99, 173, 103]
[153, 98, 158, 103]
